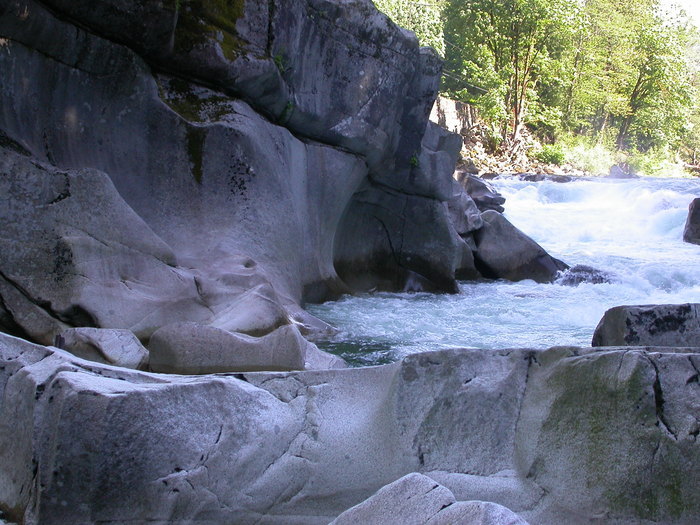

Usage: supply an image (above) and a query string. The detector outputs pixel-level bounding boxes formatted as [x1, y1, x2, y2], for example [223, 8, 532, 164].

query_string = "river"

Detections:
[307, 176, 700, 366]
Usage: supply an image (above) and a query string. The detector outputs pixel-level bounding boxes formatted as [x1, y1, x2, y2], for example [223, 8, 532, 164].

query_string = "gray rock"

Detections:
[208, 284, 290, 337]
[473, 211, 568, 283]
[683, 197, 700, 245]
[334, 182, 461, 293]
[303, 341, 348, 370]
[555, 264, 613, 286]
[0, 147, 208, 345]
[517, 346, 700, 524]
[0, 0, 462, 311]
[148, 322, 307, 374]
[426, 500, 529, 525]
[592, 303, 700, 347]
[329, 473, 455, 525]
[455, 172, 506, 213]
[447, 180, 484, 236]
[3, 335, 700, 524]
[519, 173, 572, 183]
[55, 328, 148, 370]
[40, 0, 437, 179]
[422, 121, 463, 167]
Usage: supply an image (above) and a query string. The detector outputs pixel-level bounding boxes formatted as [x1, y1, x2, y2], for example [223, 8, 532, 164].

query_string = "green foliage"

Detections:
[374, 0, 700, 164]
[373, 0, 446, 55]
[534, 143, 565, 165]
[443, 0, 580, 145]
[562, 140, 617, 176]
[410, 154, 420, 167]
[627, 148, 689, 177]
[273, 53, 287, 73]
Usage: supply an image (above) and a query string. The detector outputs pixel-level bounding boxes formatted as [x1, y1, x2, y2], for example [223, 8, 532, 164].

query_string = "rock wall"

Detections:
[0, 0, 473, 351]
[0, 0, 571, 350]
[2, 333, 700, 524]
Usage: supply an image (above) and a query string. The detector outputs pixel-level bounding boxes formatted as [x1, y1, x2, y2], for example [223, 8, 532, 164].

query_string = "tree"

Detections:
[373, 0, 446, 55]
[442, 0, 580, 149]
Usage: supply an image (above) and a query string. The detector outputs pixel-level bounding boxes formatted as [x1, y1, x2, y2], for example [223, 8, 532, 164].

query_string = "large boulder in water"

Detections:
[592, 303, 700, 347]
[473, 211, 568, 283]
[683, 197, 700, 245]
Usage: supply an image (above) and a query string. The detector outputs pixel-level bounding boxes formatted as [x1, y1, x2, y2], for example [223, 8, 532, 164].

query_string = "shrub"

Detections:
[533, 143, 565, 165]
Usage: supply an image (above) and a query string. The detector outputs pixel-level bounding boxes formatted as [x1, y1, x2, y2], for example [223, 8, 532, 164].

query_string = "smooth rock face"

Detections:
[426, 500, 529, 525]
[55, 328, 148, 370]
[329, 473, 456, 525]
[3, 334, 700, 524]
[0, 0, 464, 319]
[0, 147, 208, 345]
[474, 210, 568, 283]
[334, 181, 462, 293]
[148, 322, 307, 374]
[683, 197, 700, 245]
[329, 473, 529, 525]
[592, 303, 700, 347]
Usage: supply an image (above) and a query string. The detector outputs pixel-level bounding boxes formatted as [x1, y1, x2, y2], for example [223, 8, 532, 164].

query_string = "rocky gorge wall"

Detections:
[0, 0, 469, 348]
[6, 1, 697, 524]
[0, 0, 569, 355]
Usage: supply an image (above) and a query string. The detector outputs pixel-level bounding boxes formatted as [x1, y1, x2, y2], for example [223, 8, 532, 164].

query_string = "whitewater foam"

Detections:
[308, 176, 700, 365]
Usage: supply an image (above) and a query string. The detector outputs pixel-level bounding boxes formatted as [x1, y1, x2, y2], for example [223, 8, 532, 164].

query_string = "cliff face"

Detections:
[0, 0, 468, 346]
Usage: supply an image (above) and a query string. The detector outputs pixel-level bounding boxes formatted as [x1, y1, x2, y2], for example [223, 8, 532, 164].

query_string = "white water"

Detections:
[307, 176, 700, 366]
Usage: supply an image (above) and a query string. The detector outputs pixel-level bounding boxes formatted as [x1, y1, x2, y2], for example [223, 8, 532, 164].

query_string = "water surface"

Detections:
[308, 176, 700, 366]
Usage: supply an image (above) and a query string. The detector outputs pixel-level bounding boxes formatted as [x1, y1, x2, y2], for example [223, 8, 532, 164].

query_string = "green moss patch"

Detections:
[173, 0, 246, 59]
[157, 76, 235, 123]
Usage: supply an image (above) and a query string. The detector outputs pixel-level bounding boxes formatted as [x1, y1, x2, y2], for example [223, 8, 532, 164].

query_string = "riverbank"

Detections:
[431, 96, 698, 179]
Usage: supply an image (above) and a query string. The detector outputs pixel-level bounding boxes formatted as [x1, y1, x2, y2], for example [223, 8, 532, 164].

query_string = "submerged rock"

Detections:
[473, 211, 568, 283]
[683, 197, 700, 245]
[556, 264, 613, 286]
[592, 303, 700, 347]
[517, 173, 573, 183]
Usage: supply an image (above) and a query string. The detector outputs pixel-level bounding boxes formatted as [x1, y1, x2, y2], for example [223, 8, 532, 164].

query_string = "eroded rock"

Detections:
[55, 328, 148, 370]
[592, 303, 700, 347]
[148, 322, 307, 374]
[683, 197, 700, 245]
[3, 335, 700, 524]
[455, 172, 506, 213]
[473, 210, 568, 283]
[329, 473, 455, 525]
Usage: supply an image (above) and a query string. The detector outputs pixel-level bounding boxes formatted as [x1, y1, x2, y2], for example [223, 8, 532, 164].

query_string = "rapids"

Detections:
[308, 176, 700, 366]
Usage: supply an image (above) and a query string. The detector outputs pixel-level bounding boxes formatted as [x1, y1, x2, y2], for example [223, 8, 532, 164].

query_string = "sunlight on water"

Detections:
[308, 176, 700, 366]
